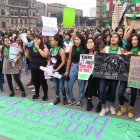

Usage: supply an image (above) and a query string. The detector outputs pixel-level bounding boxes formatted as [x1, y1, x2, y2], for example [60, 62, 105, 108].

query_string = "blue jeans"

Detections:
[100, 79, 118, 104]
[118, 81, 127, 105]
[68, 63, 85, 101]
[53, 75, 66, 98]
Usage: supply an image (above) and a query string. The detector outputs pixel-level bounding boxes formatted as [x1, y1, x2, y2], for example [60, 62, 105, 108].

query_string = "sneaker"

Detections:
[53, 97, 60, 105]
[128, 107, 134, 119]
[26, 81, 33, 86]
[9, 92, 15, 97]
[110, 106, 116, 115]
[32, 95, 39, 100]
[95, 101, 102, 112]
[135, 117, 140, 122]
[99, 107, 109, 117]
[63, 97, 68, 105]
[31, 88, 35, 92]
[117, 105, 126, 116]
[76, 100, 82, 106]
[67, 98, 76, 106]
[42, 96, 48, 102]
[21, 92, 26, 97]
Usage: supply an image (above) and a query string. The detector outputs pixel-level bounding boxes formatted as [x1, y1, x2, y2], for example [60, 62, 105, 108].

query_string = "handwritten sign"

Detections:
[78, 54, 94, 80]
[19, 33, 28, 43]
[42, 16, 58, 36]
[128, 56, 140, 89]
[94, 54, 130, 81]
[9, 43, 20, 61]
[0, 96, 140, 140]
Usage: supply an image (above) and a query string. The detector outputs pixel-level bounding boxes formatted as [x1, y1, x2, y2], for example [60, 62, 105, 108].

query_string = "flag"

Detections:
[131, 0, 140, 12]
[109, 0, 113, 13]
[103, 2, 109, 13]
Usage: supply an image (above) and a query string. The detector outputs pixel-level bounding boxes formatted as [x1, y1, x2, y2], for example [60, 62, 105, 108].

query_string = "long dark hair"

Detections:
[53, 34, 63, 47]
[126, 33, 140, 51]
[85, 37, 97, 54]
[72, 33, 85, 55]
[34, 34, 44, 49]
[110, 33, 123, 48]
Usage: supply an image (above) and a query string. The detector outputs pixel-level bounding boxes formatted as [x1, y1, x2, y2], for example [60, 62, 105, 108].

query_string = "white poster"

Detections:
[42, 16, 58, 36]
[19, 33, 28, 43]
[9, 43, 20, 61]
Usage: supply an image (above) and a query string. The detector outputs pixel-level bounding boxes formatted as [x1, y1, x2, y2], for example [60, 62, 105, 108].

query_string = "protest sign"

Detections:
[9, 43, 20, 61]
[78, 54, 94, 80]
[19, 33, 28, 43]
[42, 16, 58, 36]
[40, 66, 62, 79]
[128, 56, 140, 89]
[94, 54, 130, 81]
[63, 8, 76, 28]
[0, 96, 140, 140]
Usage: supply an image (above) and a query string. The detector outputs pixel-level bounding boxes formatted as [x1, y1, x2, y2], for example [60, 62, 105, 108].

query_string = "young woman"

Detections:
[99, 33, 125, 116]
[0, 36, 26, 97]
[117, 33, 140, 118]
[65, 33, 86, 106]
[14, 36, 24, 90]
[25, 34, 49, 101]
[49, 34, 67, 105]
[85, 38, 100, 111]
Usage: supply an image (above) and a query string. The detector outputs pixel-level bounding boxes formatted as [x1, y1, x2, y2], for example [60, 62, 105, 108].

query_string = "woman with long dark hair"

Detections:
[117, 33, 140, 119]
[0, 36, 26, 97]
[48, 34, 67, 105]
[25, 34, 49, 101]
[65, 33, 86, 106]
[99, 33, 125, 116]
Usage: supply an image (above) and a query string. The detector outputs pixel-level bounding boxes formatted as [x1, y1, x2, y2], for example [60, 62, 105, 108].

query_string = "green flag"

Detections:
[63, 8, 76, 28]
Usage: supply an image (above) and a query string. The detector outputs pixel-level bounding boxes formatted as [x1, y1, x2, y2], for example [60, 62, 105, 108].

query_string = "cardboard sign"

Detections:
[63, 8, 76, 28]
[9, 43, 20, 61]
[128, 56, 140, 89]
[94, 54, 130, 81]
[78, 54, 94, 80]
[0, 96, 140, 140]
[42, 16, 58, 36]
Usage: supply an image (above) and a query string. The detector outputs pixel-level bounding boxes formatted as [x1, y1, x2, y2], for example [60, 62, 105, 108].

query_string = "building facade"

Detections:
[0, 0, 38, 28]
[0, 0, 83, 28]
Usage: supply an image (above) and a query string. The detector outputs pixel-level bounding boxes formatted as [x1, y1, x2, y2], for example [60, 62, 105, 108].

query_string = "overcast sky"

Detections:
[36, 0, 96, 16]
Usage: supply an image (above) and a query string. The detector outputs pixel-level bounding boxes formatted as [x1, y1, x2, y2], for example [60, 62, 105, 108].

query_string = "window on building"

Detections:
[25, 19, 27, 24]
[15, 19, 18, 24]
[24, 11, 27, 16]
[33, 12, 35, 16]
[11, 11, 14, 16]
[20, 11, 23, 16]
[20, 19, 22, 24]
[1, 9, 5, 15]
[15, 11, 18, 16]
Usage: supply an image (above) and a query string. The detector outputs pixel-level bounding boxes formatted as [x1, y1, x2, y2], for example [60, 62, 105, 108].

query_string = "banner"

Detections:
[128, 56, 140, 89]
[78, 54, 94, 80]
[0, 96, 140, 140]
[42, 16, 58, 36]
[63, 8, 76, 28]
[9, 43, 20, 61]
[94, 54, 130, 81]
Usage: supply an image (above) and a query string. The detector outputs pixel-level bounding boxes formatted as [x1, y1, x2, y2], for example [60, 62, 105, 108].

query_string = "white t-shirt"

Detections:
[64, 41, 73, 53]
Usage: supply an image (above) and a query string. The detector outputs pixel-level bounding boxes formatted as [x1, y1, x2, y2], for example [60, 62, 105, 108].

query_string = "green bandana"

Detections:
[65, 40, 70, 44]
[131, 47, 139, 56]
[3, 44, 10, 55]
[51, 46, 61, 56]
[33, 46, 38, 53]
[76, 47, 84, 53]
[110, 46, 119, 54]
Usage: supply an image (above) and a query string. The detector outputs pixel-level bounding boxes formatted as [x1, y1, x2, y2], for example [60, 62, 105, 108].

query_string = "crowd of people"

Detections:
[0, 22, 140, 122]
